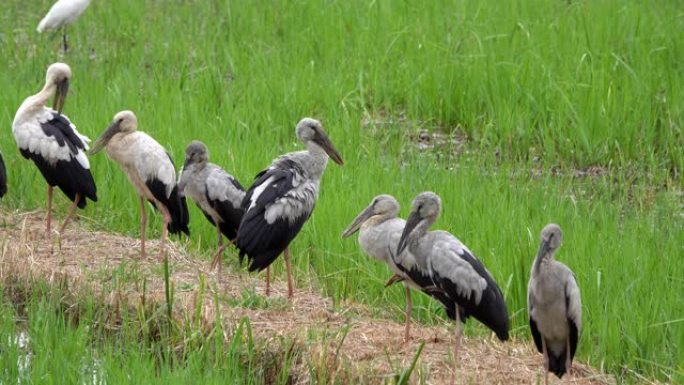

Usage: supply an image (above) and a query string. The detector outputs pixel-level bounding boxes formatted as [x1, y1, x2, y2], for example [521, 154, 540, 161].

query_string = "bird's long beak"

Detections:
[384, 274, 405, 288]
[341, 204, 375, 238]
[53, 78, 69, 114]
[313, 131, 344, 166]
[535, 237, 552, 262]
[397, 210, 421, 256]
[89, 120, 120, 155]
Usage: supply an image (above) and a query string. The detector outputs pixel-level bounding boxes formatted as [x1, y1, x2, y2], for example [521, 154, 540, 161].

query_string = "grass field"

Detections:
[1, 0, 683, 383]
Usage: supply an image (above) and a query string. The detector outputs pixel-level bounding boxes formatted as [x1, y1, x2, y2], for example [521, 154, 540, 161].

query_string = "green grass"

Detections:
[1, 0, 683, 383]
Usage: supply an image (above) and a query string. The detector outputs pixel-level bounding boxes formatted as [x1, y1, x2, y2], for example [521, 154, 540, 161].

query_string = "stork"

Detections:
[528, 224, 582, 384]
[236, 118, 343, 298]
[0, 154, 6, 198]
[90, 110, 189, 259]
[342, 194, 458, 342]
[397, 192, 509, 374]
[12, 62, 97, 237]
[178, 141, 245, 272]
[37, 0, 91, 53]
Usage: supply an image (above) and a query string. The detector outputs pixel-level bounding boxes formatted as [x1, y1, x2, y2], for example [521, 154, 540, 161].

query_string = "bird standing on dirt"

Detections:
[90, 110, 189, 260]
[397, 192, 509, 378]
[236, 118, 343, 298]
[178, 141, 245, 273]
[37, 0, 91, 53]
[528, 224, 582, 384]
[342, 194, 458, 342]
[12, 62, 97, 238]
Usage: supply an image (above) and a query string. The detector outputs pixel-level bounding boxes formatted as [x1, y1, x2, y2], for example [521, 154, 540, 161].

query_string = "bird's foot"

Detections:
[384, 274, 404, 288]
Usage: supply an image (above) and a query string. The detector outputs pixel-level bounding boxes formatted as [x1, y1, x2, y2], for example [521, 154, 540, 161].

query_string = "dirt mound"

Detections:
[0, 211, 615, 384]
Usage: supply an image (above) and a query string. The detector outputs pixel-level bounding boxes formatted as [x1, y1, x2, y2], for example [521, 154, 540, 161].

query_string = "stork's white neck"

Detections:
[13, 82, 56, 126]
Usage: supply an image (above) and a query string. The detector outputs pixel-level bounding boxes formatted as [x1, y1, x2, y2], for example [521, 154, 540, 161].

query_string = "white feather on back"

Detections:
[37, 0, 91, 32]
[12, 107, 91, 169]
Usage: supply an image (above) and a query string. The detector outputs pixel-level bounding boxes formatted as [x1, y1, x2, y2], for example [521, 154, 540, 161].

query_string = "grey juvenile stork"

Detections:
[342, 194, 458, 342]
[37, 0, 91, 52]
[397, 192, 509, 370]
[178, 141, 245, 272]
[12, 62, 97, 236]
[236, 118, 343, 298]
[90, 111, 189, 259]
[528, 224, 582, 384]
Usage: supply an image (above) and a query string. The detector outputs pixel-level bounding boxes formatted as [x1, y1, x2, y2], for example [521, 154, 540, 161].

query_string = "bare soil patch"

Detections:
[0, 211, 615, 384]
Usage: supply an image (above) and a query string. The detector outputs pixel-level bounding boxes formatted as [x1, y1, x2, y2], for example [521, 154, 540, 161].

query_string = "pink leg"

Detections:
[404, 285, 412, 343]
[156, 203, 171, 262]
[46, 185, 53, 235]
[140, 196, 147, 258]
[210, 227, 225, 273]
[265, 266, 271, 296]
[450, 305, 462, 385]
[284, 247, 293, 298]
[59, 193, 80, 234]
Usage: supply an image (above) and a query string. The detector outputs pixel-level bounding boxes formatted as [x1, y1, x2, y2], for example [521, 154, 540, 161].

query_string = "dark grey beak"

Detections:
[536, 235, 553, 262]
[313, 130, 344, 166]
[341, 204, 375, 238]
[90, 120, 120, 155]
[397, 210, 421, 256]
[53, 78, 69, 114]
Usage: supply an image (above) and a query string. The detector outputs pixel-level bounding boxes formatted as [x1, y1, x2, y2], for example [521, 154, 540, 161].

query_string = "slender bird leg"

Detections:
[157, 204, 171, 263]
[62, 27, 68, 53]
[210, 227, 225, 273]
[566, 337, 572, 376]
[265, 266, 271, 296]
[542, 339, 549, 385]
[139, 196, 147, 259]
[46, 185, 54, 236]
[284, 247, 294, 299]
[59, 194, 80, 234]
[450, 304, 462, 385]
[404, 284, 412, 343]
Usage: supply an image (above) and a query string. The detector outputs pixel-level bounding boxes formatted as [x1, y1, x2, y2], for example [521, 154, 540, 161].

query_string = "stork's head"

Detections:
[46, 63, 71, 114]
[295, 118, 344, 165]
[90, 110, 138, 155]
[397, 192, 442, 255]
[538, 223, 563, 258]
[183, 140, 209, 169]
[342, 194, 400, 238]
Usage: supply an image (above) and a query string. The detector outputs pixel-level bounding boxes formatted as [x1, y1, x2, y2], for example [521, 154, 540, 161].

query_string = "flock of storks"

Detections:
[3, 0, 585, 383]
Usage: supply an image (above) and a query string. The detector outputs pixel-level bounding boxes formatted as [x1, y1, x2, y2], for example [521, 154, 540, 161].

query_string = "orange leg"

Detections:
[542, 339, 549, 385]
[156, 203, 171, 262]
[210, 226, 225, 273]
[59, 193, 80, 234]
[450, 304, 462, 385]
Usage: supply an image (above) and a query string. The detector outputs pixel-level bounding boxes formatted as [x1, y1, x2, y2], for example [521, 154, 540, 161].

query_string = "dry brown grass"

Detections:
[0, 210, 616, 385]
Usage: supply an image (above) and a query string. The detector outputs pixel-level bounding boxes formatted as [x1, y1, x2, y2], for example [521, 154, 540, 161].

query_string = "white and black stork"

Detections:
[90, 110, 189, 260]
[397, 192, 509, 376]
[236, 118, 343, 298]
[528, 224, 582, 384]
[37, 0, 91, 52]
[342, 194, 458, 342]
[12, 62, 97, 237]
[178, 140, 245, 272]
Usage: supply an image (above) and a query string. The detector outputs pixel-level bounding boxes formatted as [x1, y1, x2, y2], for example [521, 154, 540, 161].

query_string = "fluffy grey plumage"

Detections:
[528, 224, 582, 383]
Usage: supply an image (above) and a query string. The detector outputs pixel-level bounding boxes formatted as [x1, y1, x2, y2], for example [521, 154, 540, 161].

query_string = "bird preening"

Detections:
[528, 224, 582, 384]
[12, 62, 97, 240]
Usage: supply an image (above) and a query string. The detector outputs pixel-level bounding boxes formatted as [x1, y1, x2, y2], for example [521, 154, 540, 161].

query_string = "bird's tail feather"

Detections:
[548, 350, 568, 379]
[167, 187, 190, 236]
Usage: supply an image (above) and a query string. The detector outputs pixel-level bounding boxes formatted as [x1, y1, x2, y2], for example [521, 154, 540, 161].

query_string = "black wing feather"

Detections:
[0, 153, 7, 198]
[529, 316, 543, 354]
[206, 180, 245, 241]
[145, 172, 189, 236]
[236, 168, 311, 272]
[20, 113, 97, 208]
[433, 249, 509, 341]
